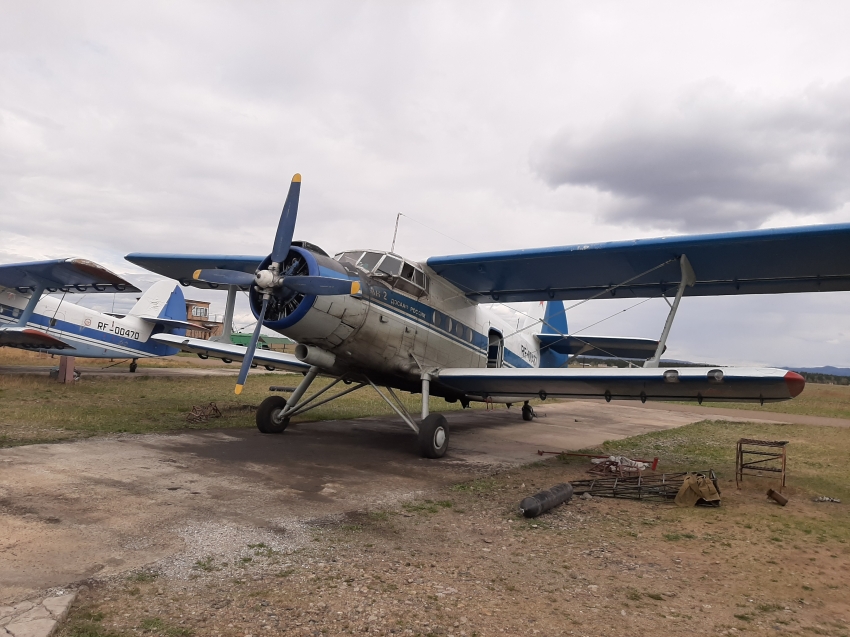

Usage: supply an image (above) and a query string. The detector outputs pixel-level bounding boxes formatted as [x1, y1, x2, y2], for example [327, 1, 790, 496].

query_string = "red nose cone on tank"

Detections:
[784, 371, 805, 398]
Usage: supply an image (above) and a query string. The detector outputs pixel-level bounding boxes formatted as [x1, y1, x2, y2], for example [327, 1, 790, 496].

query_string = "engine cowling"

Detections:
[248, 246, 368, 348]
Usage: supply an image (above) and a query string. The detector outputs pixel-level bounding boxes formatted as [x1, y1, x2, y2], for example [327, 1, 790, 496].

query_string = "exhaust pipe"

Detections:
[295, 344, 336, 369]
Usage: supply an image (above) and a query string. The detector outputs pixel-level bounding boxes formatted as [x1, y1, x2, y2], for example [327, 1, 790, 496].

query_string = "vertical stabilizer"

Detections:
[540, 300, 568, 368]
[128, 281, 187, 323]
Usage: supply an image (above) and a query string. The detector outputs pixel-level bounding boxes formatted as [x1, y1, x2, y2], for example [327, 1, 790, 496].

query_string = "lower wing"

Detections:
[434, 366, 804, 403]
[150, 334, 311, 373]
[0, 327, 75, 350]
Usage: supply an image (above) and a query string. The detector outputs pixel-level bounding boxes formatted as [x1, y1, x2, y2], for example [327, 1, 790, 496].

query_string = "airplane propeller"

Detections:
[188, 174, 360, 395]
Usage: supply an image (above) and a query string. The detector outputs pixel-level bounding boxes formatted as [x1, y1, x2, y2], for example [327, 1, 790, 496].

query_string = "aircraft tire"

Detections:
[256, 396, 290, 434]
[129, 361, 138, 373]
[418, 414, 449, 459]
[522, 403, 534, 422]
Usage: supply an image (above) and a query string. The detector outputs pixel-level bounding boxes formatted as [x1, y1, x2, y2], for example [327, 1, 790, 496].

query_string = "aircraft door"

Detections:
[487, 329, 503, 368]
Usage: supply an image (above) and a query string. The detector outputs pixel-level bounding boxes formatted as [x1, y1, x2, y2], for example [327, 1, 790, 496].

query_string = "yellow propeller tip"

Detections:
[192, 269, 202, 280]
[235, 384, 244, 395]
[292, 173, 301, 183]
[350, 281, 361, 295]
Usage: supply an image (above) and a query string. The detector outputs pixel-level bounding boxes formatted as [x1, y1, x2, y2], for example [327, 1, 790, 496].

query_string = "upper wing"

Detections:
[150, 334, 311, 373]
[0, 258, 140, 293]
[434, 366, 805, 403]
[426, 223, 850, 302]
[125, 253, 265, 290]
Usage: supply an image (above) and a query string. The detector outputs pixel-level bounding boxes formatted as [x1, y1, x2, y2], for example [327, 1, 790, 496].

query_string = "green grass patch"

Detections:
[0, 373, 478, 447]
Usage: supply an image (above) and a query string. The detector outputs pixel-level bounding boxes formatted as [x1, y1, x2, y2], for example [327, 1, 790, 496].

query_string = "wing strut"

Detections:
[644, 255, 695, 368]
[211, 285, 238, 344]
[16, 283, 45, 327]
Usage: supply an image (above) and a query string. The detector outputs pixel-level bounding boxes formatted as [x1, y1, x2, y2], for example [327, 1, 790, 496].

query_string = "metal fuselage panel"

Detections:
[264, 253, 543, 396]
[0, 287, 176, 358]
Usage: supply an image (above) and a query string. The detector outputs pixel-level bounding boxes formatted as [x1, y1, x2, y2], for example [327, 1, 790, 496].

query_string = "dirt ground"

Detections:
[56, 464, 850, 637]
[3, 401, 850, 636]
[0, 401, 700, 601]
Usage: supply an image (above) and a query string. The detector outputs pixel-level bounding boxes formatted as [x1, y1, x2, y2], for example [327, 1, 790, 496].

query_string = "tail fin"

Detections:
[129, 280, 187, 320]
[540, 300, 569, 368]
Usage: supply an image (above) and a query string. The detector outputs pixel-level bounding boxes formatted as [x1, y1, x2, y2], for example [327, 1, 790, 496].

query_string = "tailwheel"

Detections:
[522, 401, 534, 422]
[256, 395, 290, 434]
[418, 414, 449, 458]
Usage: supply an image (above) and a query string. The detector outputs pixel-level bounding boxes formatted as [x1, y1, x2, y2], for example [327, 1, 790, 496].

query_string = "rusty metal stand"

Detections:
[736, 438, 787, 491]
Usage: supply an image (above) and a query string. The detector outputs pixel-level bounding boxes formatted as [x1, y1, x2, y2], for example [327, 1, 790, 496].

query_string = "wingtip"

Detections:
[235, 384, 244, 395]
[292, 173, 301, 183]
[784, 370, 805, 398]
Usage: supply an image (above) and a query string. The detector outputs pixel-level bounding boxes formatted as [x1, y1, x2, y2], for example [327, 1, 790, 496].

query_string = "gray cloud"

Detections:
[533, 80, 850, 230]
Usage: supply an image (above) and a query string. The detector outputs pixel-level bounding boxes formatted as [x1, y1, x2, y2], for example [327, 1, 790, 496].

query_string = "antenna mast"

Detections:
[391, 212, 402, 252]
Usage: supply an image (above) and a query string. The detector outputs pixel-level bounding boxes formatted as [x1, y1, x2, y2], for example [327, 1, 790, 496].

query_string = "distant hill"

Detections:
[790, 366, 850, 377]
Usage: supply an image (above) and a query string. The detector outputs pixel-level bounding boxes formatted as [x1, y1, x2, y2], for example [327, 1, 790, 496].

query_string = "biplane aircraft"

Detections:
[0, 259, 195, 370]
[127, 174, 850, 458]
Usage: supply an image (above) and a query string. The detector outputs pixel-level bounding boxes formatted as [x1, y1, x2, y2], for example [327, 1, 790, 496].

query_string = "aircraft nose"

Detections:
[784, 370, 805, 398]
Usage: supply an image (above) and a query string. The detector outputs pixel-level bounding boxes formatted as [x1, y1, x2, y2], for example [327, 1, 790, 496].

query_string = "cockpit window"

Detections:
[376, 255, 403, 277]
[336, 251, 363, 266]
[356, 252, 382, 272]
[336, 250, 429, 297]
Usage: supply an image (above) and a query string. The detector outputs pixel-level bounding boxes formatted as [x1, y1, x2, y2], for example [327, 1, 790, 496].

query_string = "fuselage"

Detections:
[0, 288, 176, 358]
[252, 247, 547, 395]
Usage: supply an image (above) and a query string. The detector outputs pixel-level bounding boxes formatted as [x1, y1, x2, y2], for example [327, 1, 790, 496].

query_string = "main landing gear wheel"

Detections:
[256, 396, 290, 434]
[129, 360, 138, 373]
[418, 414, 449, 459]
[522, 401, 534, 422]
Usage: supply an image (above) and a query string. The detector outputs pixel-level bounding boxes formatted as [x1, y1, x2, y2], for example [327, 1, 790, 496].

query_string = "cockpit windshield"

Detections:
[333, 250, 429, 297]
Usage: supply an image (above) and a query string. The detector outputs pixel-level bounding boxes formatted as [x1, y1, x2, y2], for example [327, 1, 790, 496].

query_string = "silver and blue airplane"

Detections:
[0, 259, 196, 371]
[126, 174, 850, 458]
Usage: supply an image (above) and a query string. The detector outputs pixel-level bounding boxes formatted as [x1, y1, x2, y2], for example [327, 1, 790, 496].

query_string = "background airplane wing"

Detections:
[0, 327, 75, 350]
[150, 333, 311, 373]
[434, 366, 805, 403]
[0, 258, 140, 293]
[125, 254, 265, 290]
[426, 223, 850, 302]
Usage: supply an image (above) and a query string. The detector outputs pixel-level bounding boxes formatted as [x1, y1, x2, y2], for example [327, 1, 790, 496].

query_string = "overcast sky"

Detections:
[3, 1, 850, 367]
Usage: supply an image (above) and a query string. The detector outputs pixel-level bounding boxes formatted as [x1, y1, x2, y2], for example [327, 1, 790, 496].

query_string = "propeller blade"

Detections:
[282, 276, 361, 296]
[235, 296, 269, 395]
[193, 269, 255, 287]
[270, 174, 302, 264]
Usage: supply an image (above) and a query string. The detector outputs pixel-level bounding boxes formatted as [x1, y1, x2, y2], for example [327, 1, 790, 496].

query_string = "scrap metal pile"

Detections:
[570, 470, 720, 504]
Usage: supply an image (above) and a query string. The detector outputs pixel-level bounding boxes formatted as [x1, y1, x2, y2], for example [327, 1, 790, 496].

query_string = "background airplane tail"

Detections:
[540, 300, 569, 368]
[128, 280, 190, 346]
[129, 280, 187, 322]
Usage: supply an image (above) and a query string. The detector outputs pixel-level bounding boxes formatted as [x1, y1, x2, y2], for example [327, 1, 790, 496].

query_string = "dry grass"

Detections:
[0, 373, 472, 447]
[678, 382, 850, 420]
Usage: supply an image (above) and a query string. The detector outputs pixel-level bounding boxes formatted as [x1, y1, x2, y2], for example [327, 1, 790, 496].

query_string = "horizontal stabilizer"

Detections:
[434, 366, 804, 403]
[0, 327, 75, 350]
[0, 258, 140, 293]
[535, 334, 661, 359]
[150, 333, 311, 373]
[137, 316, 208, 331]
